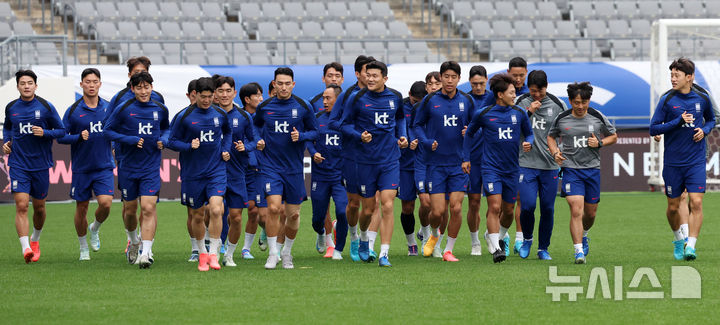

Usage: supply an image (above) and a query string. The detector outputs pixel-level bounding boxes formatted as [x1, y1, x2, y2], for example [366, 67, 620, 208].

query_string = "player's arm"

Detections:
[40, 106, 67, 139]
[158, 109, 171, 144]
[299, 106, 319, 142]
[649, 99, 684, 136]
[701, 99, 716, 134]
[221, 116, 232, 154]
[597, 114, 618, 147]
[103, 110, 140, 145]
[328, 92, 346, 131]
[242, 120, 259, 153]
[253, 104, 265, 128]
[520, 111, 535, 144]
[340, 98, 362, 141]
[57, 108, 79, 144]
[165, 116, 192, 152]
[3, 108, 12, 144]
[412, 101, 433, 150]
[394, 103, 407, 140]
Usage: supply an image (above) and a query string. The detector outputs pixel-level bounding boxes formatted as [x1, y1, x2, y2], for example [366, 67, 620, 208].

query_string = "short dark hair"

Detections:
[669, 57, 695, 76]
[126, 56, 151, 73]
[326, 84, 342, 96]
[195, 77, 216, 93]
[508, 57, 527, 70]
[81, 68, 101, 80]
[239, 82, 263, 106]
[267, 81, 274, 94]
[469, 65, 488, 79]
[425, 71, 440, 83]
[440, 61, 461, 76]
[187, 79, 197, 94]
[365, 60, 388, 77]
[15, 69, 37, 84]
[527, 70, 548, 88]
[214, 76, 236, 89]
[354, 55, 375, 73]
[567, 82, 593, 100]
[274, 67, 294, 80]
[489, 73, 514, 99]
[409, 81, 428, 98]
[129, 71, 153, 87]
[323, 62, 344, 77]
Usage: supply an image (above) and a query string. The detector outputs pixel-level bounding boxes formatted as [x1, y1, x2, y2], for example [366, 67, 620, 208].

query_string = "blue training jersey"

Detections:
[340, 86, 406, 165]
[106, 86, 165, 164]
[104, 98, 170, 174]
[253, 95, 318, 174]
[413, 90, 474, 166]
[399, 97, 416, 171]
[463, 91, 494, 162]
[166, 104, 232, 181]
[650, 88, 715, 167]
[516, 84, 529, 96]
[308, 109, 343, 181]
[466, 104, 534, 172]
[329, 83, 362, 163]
[309, 91, 325, 113]
[57, 97, 114, 173]
[3, 96, 65, 171]
[226, 104, 258, 180]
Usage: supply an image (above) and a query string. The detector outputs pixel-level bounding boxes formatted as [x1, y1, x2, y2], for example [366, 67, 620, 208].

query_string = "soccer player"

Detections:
[547, 82, 617, 264]
[414, 61, 474, 261]
[57, 68, 114, 261]
[104, 71, 170, 269]
[3, 69, 65, 263]
[508, 57, 529, 96]
[166, 77, 231, 271]
[308, 84, 348, 260]
[340, 60, 408, 267]
[238, 82, 268, 256]
[515, 70, 567, 260]
[465, 73, 534, 263]
[309, 62, 345, 112]
[399, 81, 427, 256]
[649, 58, 715, 261]
[254, 67, 318, 270]
[464, 65, 494, 255]
[215, 76, 258, 266]
[328, 55, 375, 262]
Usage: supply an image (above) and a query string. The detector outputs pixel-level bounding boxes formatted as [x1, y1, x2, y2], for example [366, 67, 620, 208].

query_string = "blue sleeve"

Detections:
[340, 98, 362, 141]
[328, 93, 346, 131]
[395, 102, 407, 140]
[253, 105, 265, 128]
[307, 141, 318, 156]
[412, 100, 433, 150]
[159, 108, 170, 142]
[299, 105, 318, 142]
[702, 99, 716, 134]
[521, 112, 534, 143]
[57, 108, 79, 144]
[222, 115, 232, 153]
[243, 119, 258, 153]
[463, 110, 482, 162]
[42, 106, 66, 139]
[3, 107, 11, 141]
[104, 109, 140, 145]
[166, 114, 192, 152]
[649, 100, 683, 136]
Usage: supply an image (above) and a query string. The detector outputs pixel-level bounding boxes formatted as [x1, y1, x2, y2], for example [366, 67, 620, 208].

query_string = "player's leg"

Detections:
[205, 194, 225, 270]
[496, 173, 519, 257]
[331, 181, 349, 260]
[536, 170, 559, 260]
[280, 203, 301, 269]
[485, 193, 504, 262]
[74, 200, 91, 260]
[424, 193, 445, 257]
[434, 199, 449, 258]
[442, 191, 465, 262]
[517, 168, 539, 259]
[662, 165, 688, 259]
[264, 192, 283, 269]
[243, 199, 259, 254]
[186, 206, 199, 261]
[137, 195, 158, 268]
[311, 181, 332, 255]
[88, 170, 113, 253]
[343, 159, 361, 260]
[26, 169, 49, 262]
[367, 192, 381, 256]
[512, 196, 522, 254]
[190, 204, 209, 271]
[685, 192, 703, 260]
[120, 173, 141, 264]
[378, 189, 396, 266]
[225, 207, 243, 266]
[14, 192, 33, 263]
[398, 169, 418, 255]
[467, 163, 483, 255]
[567, 195, 586, 264]
[220, 201, 229, 254]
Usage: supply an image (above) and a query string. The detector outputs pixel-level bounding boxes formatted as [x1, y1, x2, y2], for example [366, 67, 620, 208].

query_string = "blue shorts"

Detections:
[181, 174, 227, 209]
[663, 163, 706, 198]
[414, 161, 428, 194]
[342, 159, 359, 194]
[468, 159, 483, 194]
[398, 169, 417, 201]
[310, 179, 348, 212]
[71, 169, 115, 201]
[357, 161, 400, 198]
[262, 170, 306, 205]
[118, 169, 160, 201]
[246, 168, 266, 208]
[427, 164, 468, 194]
[226, 177, 248, 209]
[561, 168, 601, 204]
[482, 169, 518, 203]
[9, 168, 49, 199]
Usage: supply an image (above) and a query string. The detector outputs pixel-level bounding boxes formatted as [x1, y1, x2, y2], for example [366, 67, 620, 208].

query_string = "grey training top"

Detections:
[516, 92, 568, 170]
[548, 107, 616, 169]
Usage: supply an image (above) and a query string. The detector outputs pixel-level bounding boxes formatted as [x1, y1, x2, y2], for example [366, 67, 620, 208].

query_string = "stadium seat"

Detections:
[570, 1, 593, 21]
[537, 2, 561, 20]
[556, 21, 579, 38]
[158, 3, 181, 21]
[366, 21, 388, 39]
[608, 20, 630, 38]
[180, 3, 201, 21]
[283, 2, 305, 23]
[706, 1, 720, 17]
[370, 2, 394, 22]
[404, 54, 426, 63]
[203, 3, 225, 21]
[473, 2, 495, 21]
[388, 21, 412, 39]
[223, 22, 246, 40]
[305, 2, 327, 22]
[117, 22, 138, 40]
[185, 54, 207, 65]
[348, 2, 371, 21]
[116, 3, 138, 21]
[301, 21, 323, 40]
[615, 1, 638, 20]
[490, 20, 514, 39]
[629, 19, 651, 38]
[659, 1, 682, 19]
[637, 1, 660, 20]
[513, 21, 535, 38]
[534, 20, 556, 39]
[184, 43, 205, 56]
[611, 40, 636, 58]
[139, 22, 161, 40]
[138, 3, 160, 22]
[584, 20, 608, 38]
[593, 2, 616, 20]
[181, 22, 203, 40]
[452, 2, 474, 23]
[515, 1, 538, 20]
[261, 3, 284, 22]
[494, 2, 517, 20]
[207, 55, 230, 65]
[279, 22, 302, 40]
[0, 2, 15, 22]
[327, 3, 350, 22]
[345, 21, 365, 39]
[160, 22, 182, 40]
[296, 55, 317, 65]
[470, 20, 491, 39]
[387, 41, 407, 55]
[250, 56, 271, 65]
[323, 21, 344, 39]
[682, 1, 704, 18]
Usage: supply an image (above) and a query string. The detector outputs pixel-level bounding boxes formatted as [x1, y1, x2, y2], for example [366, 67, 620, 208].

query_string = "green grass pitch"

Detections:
[1, 192, 718, 323]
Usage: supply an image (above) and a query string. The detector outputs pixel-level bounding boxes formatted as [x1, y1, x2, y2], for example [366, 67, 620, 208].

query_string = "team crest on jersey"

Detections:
[312, 182, 317, 191]
[565, 183, 571, 193]
[153, 111, 158, 121]
[389, 100, 395, 110]
[292, 108, 298, 118]
[511, 114, 517, 124]
[488, 182, 494, 192]
[588, 124, 594, 132]
[213, 117, 220, 127]
[233, 118, 238, 127]
[696, 103, 701, 112]
[418, 181, 424, 191]
[35, 110, 40, 119]
[519, 174, 524, 183]
[459, 102, 465, 112]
